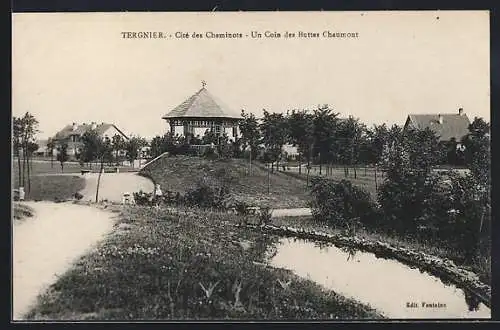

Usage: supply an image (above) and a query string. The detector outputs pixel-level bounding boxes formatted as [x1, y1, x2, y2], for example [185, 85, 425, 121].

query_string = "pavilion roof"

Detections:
[162, 86, 241, 120]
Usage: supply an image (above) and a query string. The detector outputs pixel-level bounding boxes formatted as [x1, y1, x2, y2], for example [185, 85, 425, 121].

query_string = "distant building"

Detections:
[403, 108, 471, 142]
[53, 122, 129, 156]
[34, 139, 49, 157]
[162, 81, 241, 141]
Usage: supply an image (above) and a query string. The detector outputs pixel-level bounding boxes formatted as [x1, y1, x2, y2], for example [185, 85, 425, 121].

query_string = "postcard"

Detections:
[12, 11, 491, 321]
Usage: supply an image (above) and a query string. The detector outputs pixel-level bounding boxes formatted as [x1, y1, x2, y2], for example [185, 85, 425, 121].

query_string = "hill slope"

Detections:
[139, 156, 310, 208]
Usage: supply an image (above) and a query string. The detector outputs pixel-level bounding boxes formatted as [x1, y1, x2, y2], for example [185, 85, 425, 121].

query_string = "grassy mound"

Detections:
[25, 206, 382, 320]
[140, 156, 310, 208]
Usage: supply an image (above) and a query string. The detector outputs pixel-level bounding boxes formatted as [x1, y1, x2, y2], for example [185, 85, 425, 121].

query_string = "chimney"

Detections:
[91, 122, 97, 130]
[72, 122, 78, 131]
[458, 108, 464, 116]
[438, 114, 443, 124]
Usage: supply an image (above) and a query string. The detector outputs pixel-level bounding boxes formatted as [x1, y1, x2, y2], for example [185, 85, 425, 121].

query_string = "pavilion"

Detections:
[162, 81, 241, 141]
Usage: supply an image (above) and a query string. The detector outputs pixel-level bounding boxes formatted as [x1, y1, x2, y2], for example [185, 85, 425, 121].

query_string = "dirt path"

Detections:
[12, 201, 115, 320]
[271, 208, 312, 218]
[77, 172, 154, 203]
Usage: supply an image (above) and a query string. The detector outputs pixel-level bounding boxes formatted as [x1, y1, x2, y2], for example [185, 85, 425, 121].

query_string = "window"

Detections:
[232, 126, 238, 138]
[215, 125, 221, 134]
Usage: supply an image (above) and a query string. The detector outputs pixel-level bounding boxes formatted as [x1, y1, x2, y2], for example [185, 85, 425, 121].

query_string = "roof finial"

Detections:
[201, 80, 207, 88]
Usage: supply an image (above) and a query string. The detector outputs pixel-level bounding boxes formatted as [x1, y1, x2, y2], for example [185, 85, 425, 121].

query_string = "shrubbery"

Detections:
[184, 178, 230, 210]
[377, 172, 443, 236]
[309, 177, 376, 230]
[133, 178, 231, 210]
[309, 123, 490, 267]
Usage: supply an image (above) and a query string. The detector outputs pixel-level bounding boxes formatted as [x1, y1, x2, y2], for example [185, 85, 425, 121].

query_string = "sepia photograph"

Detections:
[11, 11, 491, 321]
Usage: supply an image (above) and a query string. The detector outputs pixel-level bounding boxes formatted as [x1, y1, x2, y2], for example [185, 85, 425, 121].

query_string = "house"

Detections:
[403, 108, 471, 143]
[53, 122, 129, 157]
[34, 139, 49, 157]
[162, 81, 241, 141]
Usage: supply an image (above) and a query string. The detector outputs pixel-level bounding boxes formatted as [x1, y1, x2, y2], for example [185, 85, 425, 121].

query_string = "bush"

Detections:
[133, 190, 153, 206]
[309, 177, 376, 230]
[377, 172, 442, 235]
[234, 201, 251, 216]
[184, 179, 230, 210]
[378, 168, 490, 263]
[203, 147, 218, 159]
[443, 172, 491, 262]
[258, 207, 273, 226]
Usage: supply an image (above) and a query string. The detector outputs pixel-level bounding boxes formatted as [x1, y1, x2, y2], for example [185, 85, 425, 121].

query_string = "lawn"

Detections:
[140, 156, 312, 209]
[283, 165, 385, 199]
[12, 160, 139, 201]
[12, 161, 85, 201]
[25, 206, 382, 320]
[12, 160, 83, 176]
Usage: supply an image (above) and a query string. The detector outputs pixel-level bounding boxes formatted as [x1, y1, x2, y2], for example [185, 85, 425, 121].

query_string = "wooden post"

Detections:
[298, 152, 302, 174]
[249, 145, 252, 175]
[95, 158, 104, 203]
[267, 162, 271, 194]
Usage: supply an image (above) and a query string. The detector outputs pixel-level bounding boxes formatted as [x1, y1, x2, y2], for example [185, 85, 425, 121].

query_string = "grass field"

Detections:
[283, 165, 386, 199]
[12, 160, 140, 201]
[12, 161, 85, 201]
[25, 206, 382, 320]
[140, 156, 311, 208]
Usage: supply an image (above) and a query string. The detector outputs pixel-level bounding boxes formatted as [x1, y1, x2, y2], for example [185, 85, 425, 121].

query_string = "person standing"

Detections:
[153, 184, 163, 208]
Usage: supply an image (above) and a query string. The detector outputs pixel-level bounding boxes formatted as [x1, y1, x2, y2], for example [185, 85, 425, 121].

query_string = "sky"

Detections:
[12, 11, 490, 140]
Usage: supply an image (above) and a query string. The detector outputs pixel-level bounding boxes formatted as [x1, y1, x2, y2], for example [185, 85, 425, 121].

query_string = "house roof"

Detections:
[53, 123, 129, 140]
[162, 87, 240, 120]
[405, 113, 471, 141]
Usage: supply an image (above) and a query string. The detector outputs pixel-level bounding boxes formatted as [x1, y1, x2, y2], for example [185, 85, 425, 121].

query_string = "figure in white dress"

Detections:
[153, 184, 163, 207]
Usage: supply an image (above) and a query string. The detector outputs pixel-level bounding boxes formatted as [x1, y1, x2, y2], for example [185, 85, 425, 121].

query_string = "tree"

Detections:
[378, 126, 444, 234]
[462, 117, 490, 186]
[461, 117, 491, 253]
[362, 123, 391, 191]
[80, 130, 100, 168]
[404, 127, 443, 176]
[365, 124, 390, 165]
[13, 117, 23, 186]
[94, 136, 113, 202]
[46, 138, 56, 168]
[312, 105, 339, 176]
[125, 136, 148, 168]
[149, 135, 164, 158]
[260, 110, 289, 172]
[80, 129, 110, 202]
[56, 142, 69, 172]
[19, 113, 39, 193]
[287, 109, 315, 176]
[27, 142, 39, 174]
[149, 133, 180, 158]
[336, 116, 366, 179]
[111, 134, 126, 165]
[239, 110, 261, 174]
